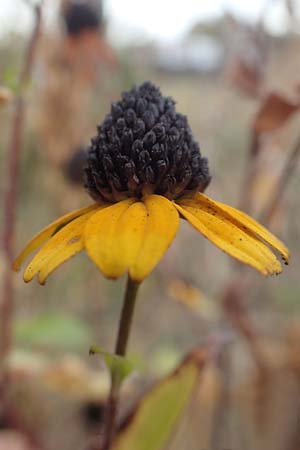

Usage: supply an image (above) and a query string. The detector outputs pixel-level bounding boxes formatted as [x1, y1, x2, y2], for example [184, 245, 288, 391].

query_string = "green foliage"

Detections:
[89, 345, 134, 385]
[14, 313, 92, 350]
[112, 353, 205, 450]
[150, 346, 182, 375]
[3, 66, 19, 93]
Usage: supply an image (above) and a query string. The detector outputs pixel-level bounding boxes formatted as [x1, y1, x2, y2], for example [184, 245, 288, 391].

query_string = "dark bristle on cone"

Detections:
[85, 81, 211, 202]
[63, 1, 102, 36]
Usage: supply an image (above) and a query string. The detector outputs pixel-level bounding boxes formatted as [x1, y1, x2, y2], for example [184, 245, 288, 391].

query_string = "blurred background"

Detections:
[0, 1, 300, 449]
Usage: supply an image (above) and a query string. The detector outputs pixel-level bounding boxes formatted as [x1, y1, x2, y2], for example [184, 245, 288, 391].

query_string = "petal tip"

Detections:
[23, 267, 34, 283]
[23, 276, 32, 284]
[282, 251, 290, 264]
[267, 266, 282, 277]
[37, 272, 47, 285]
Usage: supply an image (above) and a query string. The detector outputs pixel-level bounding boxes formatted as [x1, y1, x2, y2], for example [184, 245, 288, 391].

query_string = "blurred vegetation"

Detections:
[1, 1, 300, 449]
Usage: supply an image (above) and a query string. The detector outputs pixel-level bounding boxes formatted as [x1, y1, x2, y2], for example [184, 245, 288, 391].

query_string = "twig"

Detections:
[238, 133, 260, 214]
[222, 128, 266, 368]
[0, 1, 43, 406]
[259, 134, 300, 225]
[221, 274, 269, 370]
[209, 344, 232, 450]
[222, 124, 300, 369]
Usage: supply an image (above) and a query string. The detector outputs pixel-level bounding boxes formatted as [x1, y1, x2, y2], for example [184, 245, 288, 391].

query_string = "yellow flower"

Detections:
[13, 82, 289, 284]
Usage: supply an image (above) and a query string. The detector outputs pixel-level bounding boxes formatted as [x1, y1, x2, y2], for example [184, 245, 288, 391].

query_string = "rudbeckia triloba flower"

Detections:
[13, 82, 289, 284]
[62, 1, 102, 36]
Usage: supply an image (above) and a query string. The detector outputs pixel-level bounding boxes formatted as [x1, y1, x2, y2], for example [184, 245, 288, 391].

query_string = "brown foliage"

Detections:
[253, 92, 300, 134]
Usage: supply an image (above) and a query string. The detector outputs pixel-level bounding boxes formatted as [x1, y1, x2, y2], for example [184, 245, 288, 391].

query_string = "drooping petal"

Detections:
[23, 209, 99, 284]
[130, 195, 179, 282]
[84, 198, 137, 279]
[116, 201, 148, 269]
[13, 203, 100, 271]
[175, 196, 283, 276]
[202, 194, 289, 263]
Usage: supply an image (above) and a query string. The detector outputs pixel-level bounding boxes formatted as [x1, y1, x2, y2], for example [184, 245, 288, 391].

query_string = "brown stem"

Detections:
[209, 344, 232, 450]
[221, 274, 268, 371]
[238, 133, 260, 214]
[101, 277, 140, 450]
[259, 134, 300, 225]
[222, 130, 265, 367]
[0, 3, 42, 404]
[222, 129, 300, 369]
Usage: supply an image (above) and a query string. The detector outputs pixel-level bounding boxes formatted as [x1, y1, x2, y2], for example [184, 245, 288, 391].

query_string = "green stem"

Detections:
[102, 277, 140, 450]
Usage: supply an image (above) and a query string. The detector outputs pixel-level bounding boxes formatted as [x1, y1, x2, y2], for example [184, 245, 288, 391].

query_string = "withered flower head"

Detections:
[85, 81, 211, 202]
[63, 1, 102, 36]
[14, 82, 289, 284]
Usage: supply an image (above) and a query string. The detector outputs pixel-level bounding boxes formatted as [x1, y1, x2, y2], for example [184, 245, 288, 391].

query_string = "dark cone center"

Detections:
[84, 81, 211, 202]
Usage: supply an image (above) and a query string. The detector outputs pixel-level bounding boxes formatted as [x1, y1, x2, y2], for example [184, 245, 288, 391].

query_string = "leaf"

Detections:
[167, 278, 217, 320]
[112, 349, 208, 450]
[253, 92, 300, 134]
[14, 314, 91, 350]
[89, 345, 134, 385]
[228, 57, 262, 98]
[0, 86, 13, 104]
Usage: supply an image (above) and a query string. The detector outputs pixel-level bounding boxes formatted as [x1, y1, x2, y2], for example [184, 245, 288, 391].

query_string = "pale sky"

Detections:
[0, 0, 298, 45]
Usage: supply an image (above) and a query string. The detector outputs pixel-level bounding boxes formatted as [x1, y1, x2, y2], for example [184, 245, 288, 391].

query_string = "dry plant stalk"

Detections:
[0, 2, 43, 399]
[260, 134, 300, 225]
[223, 89, 300, 367]
[212, 88, 300, 446]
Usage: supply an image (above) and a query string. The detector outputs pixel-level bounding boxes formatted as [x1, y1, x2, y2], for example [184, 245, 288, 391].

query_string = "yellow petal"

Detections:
[175, 198, 283, 276]
[116, 201, 148, 268]
[23, 209, 99, 284]
[130, 195, 179, 282]
[201, 194, 289, 263]
[13, 203, 100, 271]
[84, 199, 136, 279]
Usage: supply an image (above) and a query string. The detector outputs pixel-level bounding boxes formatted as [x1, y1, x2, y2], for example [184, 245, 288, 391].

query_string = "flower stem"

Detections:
[101, 277, 140, 450]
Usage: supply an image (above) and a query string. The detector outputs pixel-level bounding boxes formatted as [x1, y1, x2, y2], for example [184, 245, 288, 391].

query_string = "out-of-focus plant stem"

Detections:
[223, 129, 300, 370]
[260, 134, 300, 225]
[238, 133, 260, 214]
[0, 2, 43, 407]
[101, 277, 140, 450]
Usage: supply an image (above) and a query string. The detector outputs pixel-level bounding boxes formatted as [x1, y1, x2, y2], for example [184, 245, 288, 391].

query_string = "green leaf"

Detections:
[112, 349, 208, 450]
[14, 313, 91, 350]
[89, 345, 134, 384]
[3, 66, 19, 93]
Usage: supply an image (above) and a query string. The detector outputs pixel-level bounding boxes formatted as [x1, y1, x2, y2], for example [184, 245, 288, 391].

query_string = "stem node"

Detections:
[101, 276, 140, 450]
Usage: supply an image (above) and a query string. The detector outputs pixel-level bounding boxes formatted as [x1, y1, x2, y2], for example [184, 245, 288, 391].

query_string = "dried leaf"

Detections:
[0, 86, 13, 104]
[228, 57, 262, 98]
[167, 278, 217, 319]
[253, 92, 300, 134]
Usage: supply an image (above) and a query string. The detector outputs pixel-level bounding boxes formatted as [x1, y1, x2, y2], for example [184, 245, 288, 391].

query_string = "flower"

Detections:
[13, 82, 289, 284]
[62, 1, 102, 36]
